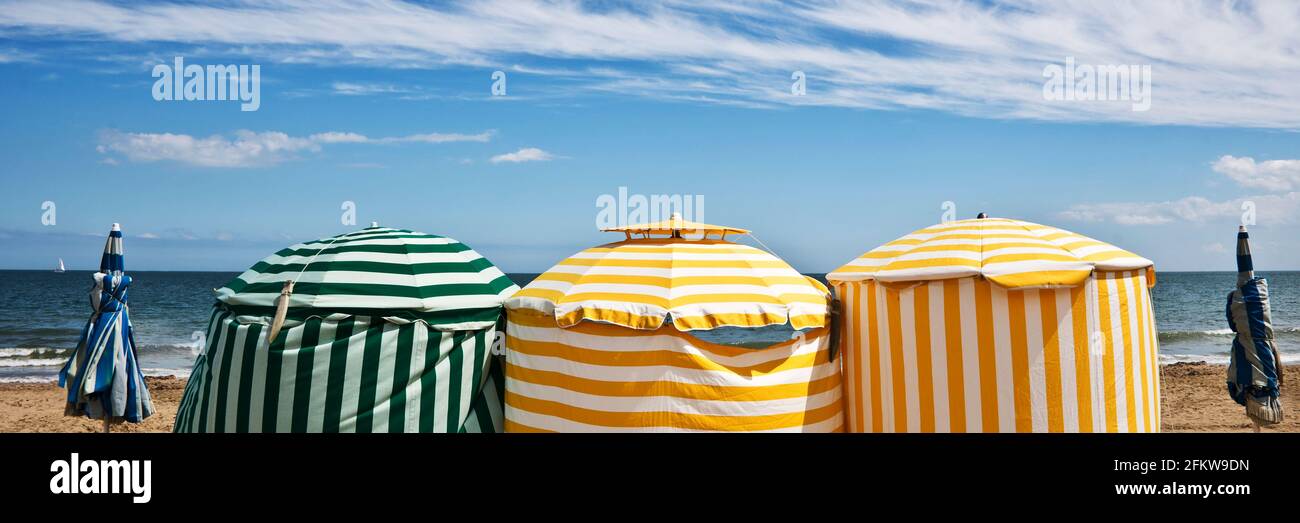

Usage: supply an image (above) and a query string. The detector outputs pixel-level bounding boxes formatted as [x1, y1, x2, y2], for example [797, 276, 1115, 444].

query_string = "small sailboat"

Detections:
[54, 258, 66, 273]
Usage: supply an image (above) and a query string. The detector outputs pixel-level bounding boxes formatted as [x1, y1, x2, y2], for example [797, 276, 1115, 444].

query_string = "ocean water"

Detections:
[1152, 271, 1300, 364]
[0, 271, 232, 383]
[1, 270, 1296, 382]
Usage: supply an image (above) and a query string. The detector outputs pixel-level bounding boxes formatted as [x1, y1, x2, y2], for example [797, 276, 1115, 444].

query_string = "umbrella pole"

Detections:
[1252, 420, 1261, 433]
[103, 417, 110, 433]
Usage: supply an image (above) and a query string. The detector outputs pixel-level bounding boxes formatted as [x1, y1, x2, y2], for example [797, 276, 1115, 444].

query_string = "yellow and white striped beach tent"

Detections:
[827, 217, 1160, 433]
[174, 226, 518, 433]
[504, 219, 842, 432]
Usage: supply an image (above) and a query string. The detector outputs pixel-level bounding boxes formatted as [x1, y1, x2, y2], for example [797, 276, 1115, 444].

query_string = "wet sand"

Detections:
[1, 365, 1295, 432]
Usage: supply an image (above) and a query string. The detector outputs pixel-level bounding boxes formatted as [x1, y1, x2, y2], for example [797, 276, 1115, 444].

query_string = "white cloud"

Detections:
[1213, 155, 1300, 192]
[1060, 192, 1300, 225]
[4, 1, 1300, 127]
[98, 130, 320, 168]
[397, 131, 494, 144]
[99, 129, 492, 167]
[490, 147, 555, 164]
[331, 82, 411, 96]
[308, 130, 492, 144]
[137, 232, 159, 239]
[1062, 153, 1300, 226]
[309, 131, 370, 144]
[1202, 242, 1228, 254]
[0, 47, 36, 63]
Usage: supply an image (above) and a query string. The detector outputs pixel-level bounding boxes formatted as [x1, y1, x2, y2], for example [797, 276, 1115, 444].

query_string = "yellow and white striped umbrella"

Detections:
[828, 217, 1160, 433]
[504, 309, 842, 432]
[828, 217, 1153, 289]
[834, 271, 1161, 433]
[602, 215, 749, 238]
[507, 239, 829, 331]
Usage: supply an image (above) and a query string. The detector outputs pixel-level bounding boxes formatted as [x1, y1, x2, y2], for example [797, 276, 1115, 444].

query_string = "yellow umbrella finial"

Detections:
[601, 214, 749, 240]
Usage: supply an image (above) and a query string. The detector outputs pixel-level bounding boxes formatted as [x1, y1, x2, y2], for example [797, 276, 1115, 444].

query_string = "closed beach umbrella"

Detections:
[1226, 226, 1283, 428]
[504, 215, 841, 432]
[173, 225, 518, 432]
[827, 217, 1160, 432]
[59, 223, 155, 428]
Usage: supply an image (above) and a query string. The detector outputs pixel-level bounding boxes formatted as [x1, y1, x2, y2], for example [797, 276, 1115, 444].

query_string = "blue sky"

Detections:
[2, 1, 1299, 273]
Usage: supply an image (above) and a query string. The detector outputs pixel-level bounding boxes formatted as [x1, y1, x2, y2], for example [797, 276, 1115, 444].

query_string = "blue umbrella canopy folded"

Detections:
[59, 224, 154, 423]
[1226, 226, 1283, 426]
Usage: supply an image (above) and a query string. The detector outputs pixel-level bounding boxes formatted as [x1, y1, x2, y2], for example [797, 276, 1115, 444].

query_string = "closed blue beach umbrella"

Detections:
[59, 223, 154, 429]
[1226, 226, 1283, 428]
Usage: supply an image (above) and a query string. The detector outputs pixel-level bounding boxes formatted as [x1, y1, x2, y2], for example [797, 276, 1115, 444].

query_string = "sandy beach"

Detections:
[0, 376, 185, 433]
[0, 363, 1294, 432]
[1160, 362, 1300, 432]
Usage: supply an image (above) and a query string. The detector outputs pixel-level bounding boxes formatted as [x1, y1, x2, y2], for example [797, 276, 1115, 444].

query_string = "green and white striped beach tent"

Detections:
[174, 226, 518, 433]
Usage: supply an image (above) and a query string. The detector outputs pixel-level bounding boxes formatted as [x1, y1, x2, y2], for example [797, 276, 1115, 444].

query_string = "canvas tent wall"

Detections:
[504, 227, 842, 432]
[174, 226, 517, 433]
[826, 218, 1160, 433]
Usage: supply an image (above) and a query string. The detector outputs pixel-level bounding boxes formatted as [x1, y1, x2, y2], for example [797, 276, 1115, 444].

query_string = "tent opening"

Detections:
[688, 321, 812, 349]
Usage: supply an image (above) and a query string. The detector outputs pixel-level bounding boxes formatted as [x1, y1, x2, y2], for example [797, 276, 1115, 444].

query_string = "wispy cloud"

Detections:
[1060, 153, 1300, 226]
[398, 131, 494, 144]
[490, 147, 556, 164]
[1060, 196, 1245, 225]
[97, 130, 320, 168]
[330, 82, 413, 96]
[308, 132, 370, 144]
[98, 128, 493, 167]
[3, 1, 1300, 127]
[309, 130, 493, 144]
[0, 47, 37, 63]
[133, 230, 235, 241]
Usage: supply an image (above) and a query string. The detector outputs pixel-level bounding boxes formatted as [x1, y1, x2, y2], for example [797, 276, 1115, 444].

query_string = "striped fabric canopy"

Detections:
[176, 225, 515, 433]
[827, 218, 1153, 289]
[507, 239, 829, 331]
[175, 310, 505, 433]
[216, 226, 517, 330]
[60, 224, 154, 423]
[505, 309, 842, 432]
[1226, 227, 1283, 425]
[836, 271, 1160, 433]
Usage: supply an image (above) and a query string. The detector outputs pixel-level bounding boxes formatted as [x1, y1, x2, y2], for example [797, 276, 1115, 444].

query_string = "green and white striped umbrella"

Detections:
[175, 226, 517, 433]
[216, 226, 516, 329]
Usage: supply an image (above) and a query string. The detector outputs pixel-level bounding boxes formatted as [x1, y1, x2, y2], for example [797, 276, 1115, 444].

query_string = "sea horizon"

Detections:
[7, 268, 1300, 274]
[2, 269, 1296, 383]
